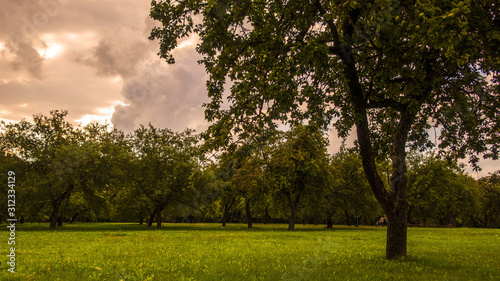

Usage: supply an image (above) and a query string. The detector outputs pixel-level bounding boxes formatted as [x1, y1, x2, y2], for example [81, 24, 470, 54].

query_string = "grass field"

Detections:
[1, 223, 499, 280]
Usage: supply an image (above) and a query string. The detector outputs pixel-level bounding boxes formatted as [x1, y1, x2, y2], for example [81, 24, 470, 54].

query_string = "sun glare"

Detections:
[37, 43, 63, 59]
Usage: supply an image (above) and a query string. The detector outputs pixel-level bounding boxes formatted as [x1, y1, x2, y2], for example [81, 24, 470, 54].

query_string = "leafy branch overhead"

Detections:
[150, 0, 499, 162]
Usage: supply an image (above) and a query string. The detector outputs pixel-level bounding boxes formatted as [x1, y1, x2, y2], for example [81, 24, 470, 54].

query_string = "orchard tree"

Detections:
[265, 124, 331, 231]
[229, 143, 268, 228]
[0, 111, 117, 228]
[331, 149, 382, 226]
[475, 171, 500, 227]
[407, 152, 475, 226]
[150, 0, 499, 258]
[128, 124, 199, 229]
[0, 111, 77, 228]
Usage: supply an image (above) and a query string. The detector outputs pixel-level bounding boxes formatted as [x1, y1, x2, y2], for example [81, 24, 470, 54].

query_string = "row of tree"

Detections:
[1, 111, 498, 230]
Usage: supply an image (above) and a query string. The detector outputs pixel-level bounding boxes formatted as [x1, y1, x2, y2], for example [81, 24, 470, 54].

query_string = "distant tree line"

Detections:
[1, 111, 499, 229]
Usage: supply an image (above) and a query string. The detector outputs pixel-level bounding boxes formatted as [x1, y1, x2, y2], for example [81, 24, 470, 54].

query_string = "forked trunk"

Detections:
[148, 209, 156, 227]
[222, 197, 236, 227]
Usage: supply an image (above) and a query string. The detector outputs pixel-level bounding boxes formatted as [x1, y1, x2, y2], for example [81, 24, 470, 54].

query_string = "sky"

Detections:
[0, 0, 208, 133]
[0, 0, 497, 177]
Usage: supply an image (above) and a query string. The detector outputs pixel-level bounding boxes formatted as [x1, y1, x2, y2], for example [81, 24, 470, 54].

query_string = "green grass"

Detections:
[1, 223, 499, 280]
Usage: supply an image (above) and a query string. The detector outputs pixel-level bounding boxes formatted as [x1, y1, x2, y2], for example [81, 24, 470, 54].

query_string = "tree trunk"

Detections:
[329, 13, 417, 258]
[289, 206, 296, 231]
[245, 194, 252, 228]
[407, 206, 413, 225]
[355, 208, 359, 227]
[353, 103, 413, 259]
[344, 210, 351, 226]
[386, 209, 408, 259]
[362, 215, 368, 225]
[147, 209, 156, 227]
[483, 213, 489, 228]
[49, 201, 61, 229]
[491, 209, 500, 228]
[263, 208, 271, 224]
[70, 213, 79, 224]
[286, 192, 300, 231]
[327, 215, 333, 228]
[446, 208, 456, 227]
[230, 210, 235, 223]
[156, 206, 163, 229]
[222, 198, 235, 227]
[222, 210, 228, 227]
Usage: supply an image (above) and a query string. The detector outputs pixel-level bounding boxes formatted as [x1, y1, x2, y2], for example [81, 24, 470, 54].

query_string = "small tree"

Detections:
[265, 125, 331, 231]
[330, 150, 382, 227]
[128, 124, 199, 229]
[0, 111, 116, 228]
[475, 171, 500, 228]
[407, 153, 475, 226]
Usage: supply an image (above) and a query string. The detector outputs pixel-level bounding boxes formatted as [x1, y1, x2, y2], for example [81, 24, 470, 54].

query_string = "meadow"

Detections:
[1, 223, 499, 280]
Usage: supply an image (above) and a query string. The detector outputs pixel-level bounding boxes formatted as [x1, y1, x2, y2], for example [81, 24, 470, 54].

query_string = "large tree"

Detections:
[150, 0, 499, 258]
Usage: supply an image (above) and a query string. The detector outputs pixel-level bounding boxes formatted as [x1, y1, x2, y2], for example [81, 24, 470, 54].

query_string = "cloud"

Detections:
[0, 1, 49, 80]
[4, 40, 46, 80]
[74, 30, 153, 79]
[112, 45, 210, 133]
[0, 0, 153, 125]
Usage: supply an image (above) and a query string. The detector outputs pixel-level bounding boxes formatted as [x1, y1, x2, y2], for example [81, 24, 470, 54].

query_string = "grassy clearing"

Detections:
[1, 223, 499, 280]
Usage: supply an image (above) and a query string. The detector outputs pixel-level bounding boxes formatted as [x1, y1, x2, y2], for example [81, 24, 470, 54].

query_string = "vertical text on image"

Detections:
[7, 171, 16, 274]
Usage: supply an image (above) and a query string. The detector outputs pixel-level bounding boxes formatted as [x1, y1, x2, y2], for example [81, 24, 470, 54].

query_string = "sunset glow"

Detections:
[37, 43, 63, 59]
